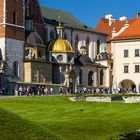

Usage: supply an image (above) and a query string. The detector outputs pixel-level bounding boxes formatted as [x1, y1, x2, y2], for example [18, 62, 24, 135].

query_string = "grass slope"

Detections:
[0, 108, 62, 140]
[0, 96, 140, 140]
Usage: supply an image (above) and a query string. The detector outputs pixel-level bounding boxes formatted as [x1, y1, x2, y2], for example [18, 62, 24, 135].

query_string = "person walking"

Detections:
[44, 87, 48, 95]
[14, 85, 19, 96]
[18, 86, 23, 96]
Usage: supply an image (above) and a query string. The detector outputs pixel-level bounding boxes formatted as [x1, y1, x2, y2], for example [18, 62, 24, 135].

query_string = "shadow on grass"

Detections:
[119, 132, 140, 140]
[0, 108, 62, 140]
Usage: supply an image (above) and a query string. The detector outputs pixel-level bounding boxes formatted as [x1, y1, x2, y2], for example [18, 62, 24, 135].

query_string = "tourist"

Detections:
[0, 87, 2, 95]
[50, 87, 53, 94]
[14, 85, 19, 96]
[18, 86, 23, 96]
[44, 87, 48, 95]
[59, 87, 63, 95]
[67, 87, 71, 95]
[27, 86, 30, 96]
[37, 86, 41, 96]
[92, 88, 94, 94]
[83, 87, 87, 94]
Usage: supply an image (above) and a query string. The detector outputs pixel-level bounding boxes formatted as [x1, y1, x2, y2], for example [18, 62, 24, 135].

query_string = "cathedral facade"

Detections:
[0, 0, 112, 94]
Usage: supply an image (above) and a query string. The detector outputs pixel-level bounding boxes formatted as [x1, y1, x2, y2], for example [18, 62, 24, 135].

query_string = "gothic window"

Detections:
[97, 40, 100, 55]
[13, 61, 19, 77]
[88, 71, 93, 86]
[26, 5, 30, 17]
[100, 69, 104, 85]
[79, 69, 83, 85]
[74, 34, 79, 55]
[50, 30, 54, 40]
[13, 11, 17, 24]
[86, 37, 90, 55]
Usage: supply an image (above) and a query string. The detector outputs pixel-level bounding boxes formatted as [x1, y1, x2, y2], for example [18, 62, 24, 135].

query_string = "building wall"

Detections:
[24, 61, 52, 83]
[112, 40, 140, 92]
[6, 38, 24, 81]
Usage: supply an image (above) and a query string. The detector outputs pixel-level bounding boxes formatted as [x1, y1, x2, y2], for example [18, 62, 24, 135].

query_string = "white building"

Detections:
[96, 13, 140, 93]
[112, 18, 140, 93]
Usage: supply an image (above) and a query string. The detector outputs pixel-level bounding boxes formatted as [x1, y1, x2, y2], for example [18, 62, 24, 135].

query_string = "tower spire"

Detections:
[56, 13, 64, 38]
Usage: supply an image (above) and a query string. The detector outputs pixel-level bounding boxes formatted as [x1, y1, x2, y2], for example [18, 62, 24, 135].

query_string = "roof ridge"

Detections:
[41, 6, 70, 14]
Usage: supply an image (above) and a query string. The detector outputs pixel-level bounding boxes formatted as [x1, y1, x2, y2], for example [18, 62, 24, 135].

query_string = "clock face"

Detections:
[57, 55, 63, 61]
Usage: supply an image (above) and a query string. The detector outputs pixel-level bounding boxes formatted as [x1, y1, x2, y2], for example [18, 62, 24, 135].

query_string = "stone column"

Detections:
[94, 71, 98, 87]
[136, 84, 140, 93]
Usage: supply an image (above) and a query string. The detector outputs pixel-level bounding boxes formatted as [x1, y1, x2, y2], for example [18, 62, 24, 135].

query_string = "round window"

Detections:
[57, 55, 63, 61]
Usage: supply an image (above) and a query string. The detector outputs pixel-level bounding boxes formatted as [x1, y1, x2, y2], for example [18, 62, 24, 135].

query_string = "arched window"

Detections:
[100, 69, 104, 85]
[88, 71, 93, 86]
[13, 61, 19, 77]
[75, 34, 79, 54]
[26, 5, 30, 17]
[0, 49, 2, 61]
[13, 11, 17, 24]
[86, 37, 90, 55]
[79, 69, 83, 85]
[97, 40, 100, 55]
[50, 30, 54, 40]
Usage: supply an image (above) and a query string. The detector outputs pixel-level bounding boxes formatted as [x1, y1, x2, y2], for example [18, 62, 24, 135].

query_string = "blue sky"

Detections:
[39, 0, 140, 27]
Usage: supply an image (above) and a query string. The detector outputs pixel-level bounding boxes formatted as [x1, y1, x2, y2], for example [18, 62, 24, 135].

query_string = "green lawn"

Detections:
[0, 96, 140, 140]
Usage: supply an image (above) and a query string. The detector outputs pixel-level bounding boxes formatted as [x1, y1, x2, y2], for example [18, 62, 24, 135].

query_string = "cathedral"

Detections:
[0, 0, 112, 94]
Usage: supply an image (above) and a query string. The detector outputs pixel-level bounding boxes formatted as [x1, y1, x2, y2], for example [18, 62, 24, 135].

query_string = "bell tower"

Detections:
[3, 0, 25, 40]
[0, 0, 25, 84]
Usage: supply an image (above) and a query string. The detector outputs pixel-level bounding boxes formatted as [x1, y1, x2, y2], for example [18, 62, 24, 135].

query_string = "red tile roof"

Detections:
[112, 18, 140, 40]
[96, 18, 136, 42]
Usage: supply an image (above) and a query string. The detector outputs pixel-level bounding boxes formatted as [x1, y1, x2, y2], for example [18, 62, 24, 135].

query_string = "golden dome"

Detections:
[48, 38, 73, 53]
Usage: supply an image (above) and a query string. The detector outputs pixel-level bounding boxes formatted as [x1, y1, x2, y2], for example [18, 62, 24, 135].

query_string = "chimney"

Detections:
[119, 16, 127, 21]
[105, 14, 116, 26]
[137, 12, 140, 18]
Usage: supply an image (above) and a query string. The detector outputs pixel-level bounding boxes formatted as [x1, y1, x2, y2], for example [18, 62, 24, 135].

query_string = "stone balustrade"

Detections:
[69, 96, 140, 103]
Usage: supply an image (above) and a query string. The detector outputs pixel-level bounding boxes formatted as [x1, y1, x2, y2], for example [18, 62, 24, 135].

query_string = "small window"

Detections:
[124, 50, 128, 57]
[25, 20, 33, 30]
[124, 66, 129, 73]
[13, 61, 19, 77]
[135, 65, 140, 73]
[135, 49, 139, 57]
[97, 40, 100, 55]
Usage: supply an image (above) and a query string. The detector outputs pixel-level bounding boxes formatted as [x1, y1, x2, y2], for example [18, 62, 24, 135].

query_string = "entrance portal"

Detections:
[119, 80, 136, 92]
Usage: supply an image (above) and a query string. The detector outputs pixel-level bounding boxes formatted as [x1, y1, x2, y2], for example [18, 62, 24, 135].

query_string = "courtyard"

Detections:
[0, 96, 140, 140]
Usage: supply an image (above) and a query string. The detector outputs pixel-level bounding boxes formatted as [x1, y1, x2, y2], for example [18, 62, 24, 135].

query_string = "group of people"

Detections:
[75, 87, 138, 95]
[0, 84, 137, 96]
[14, 85, 64, 96]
